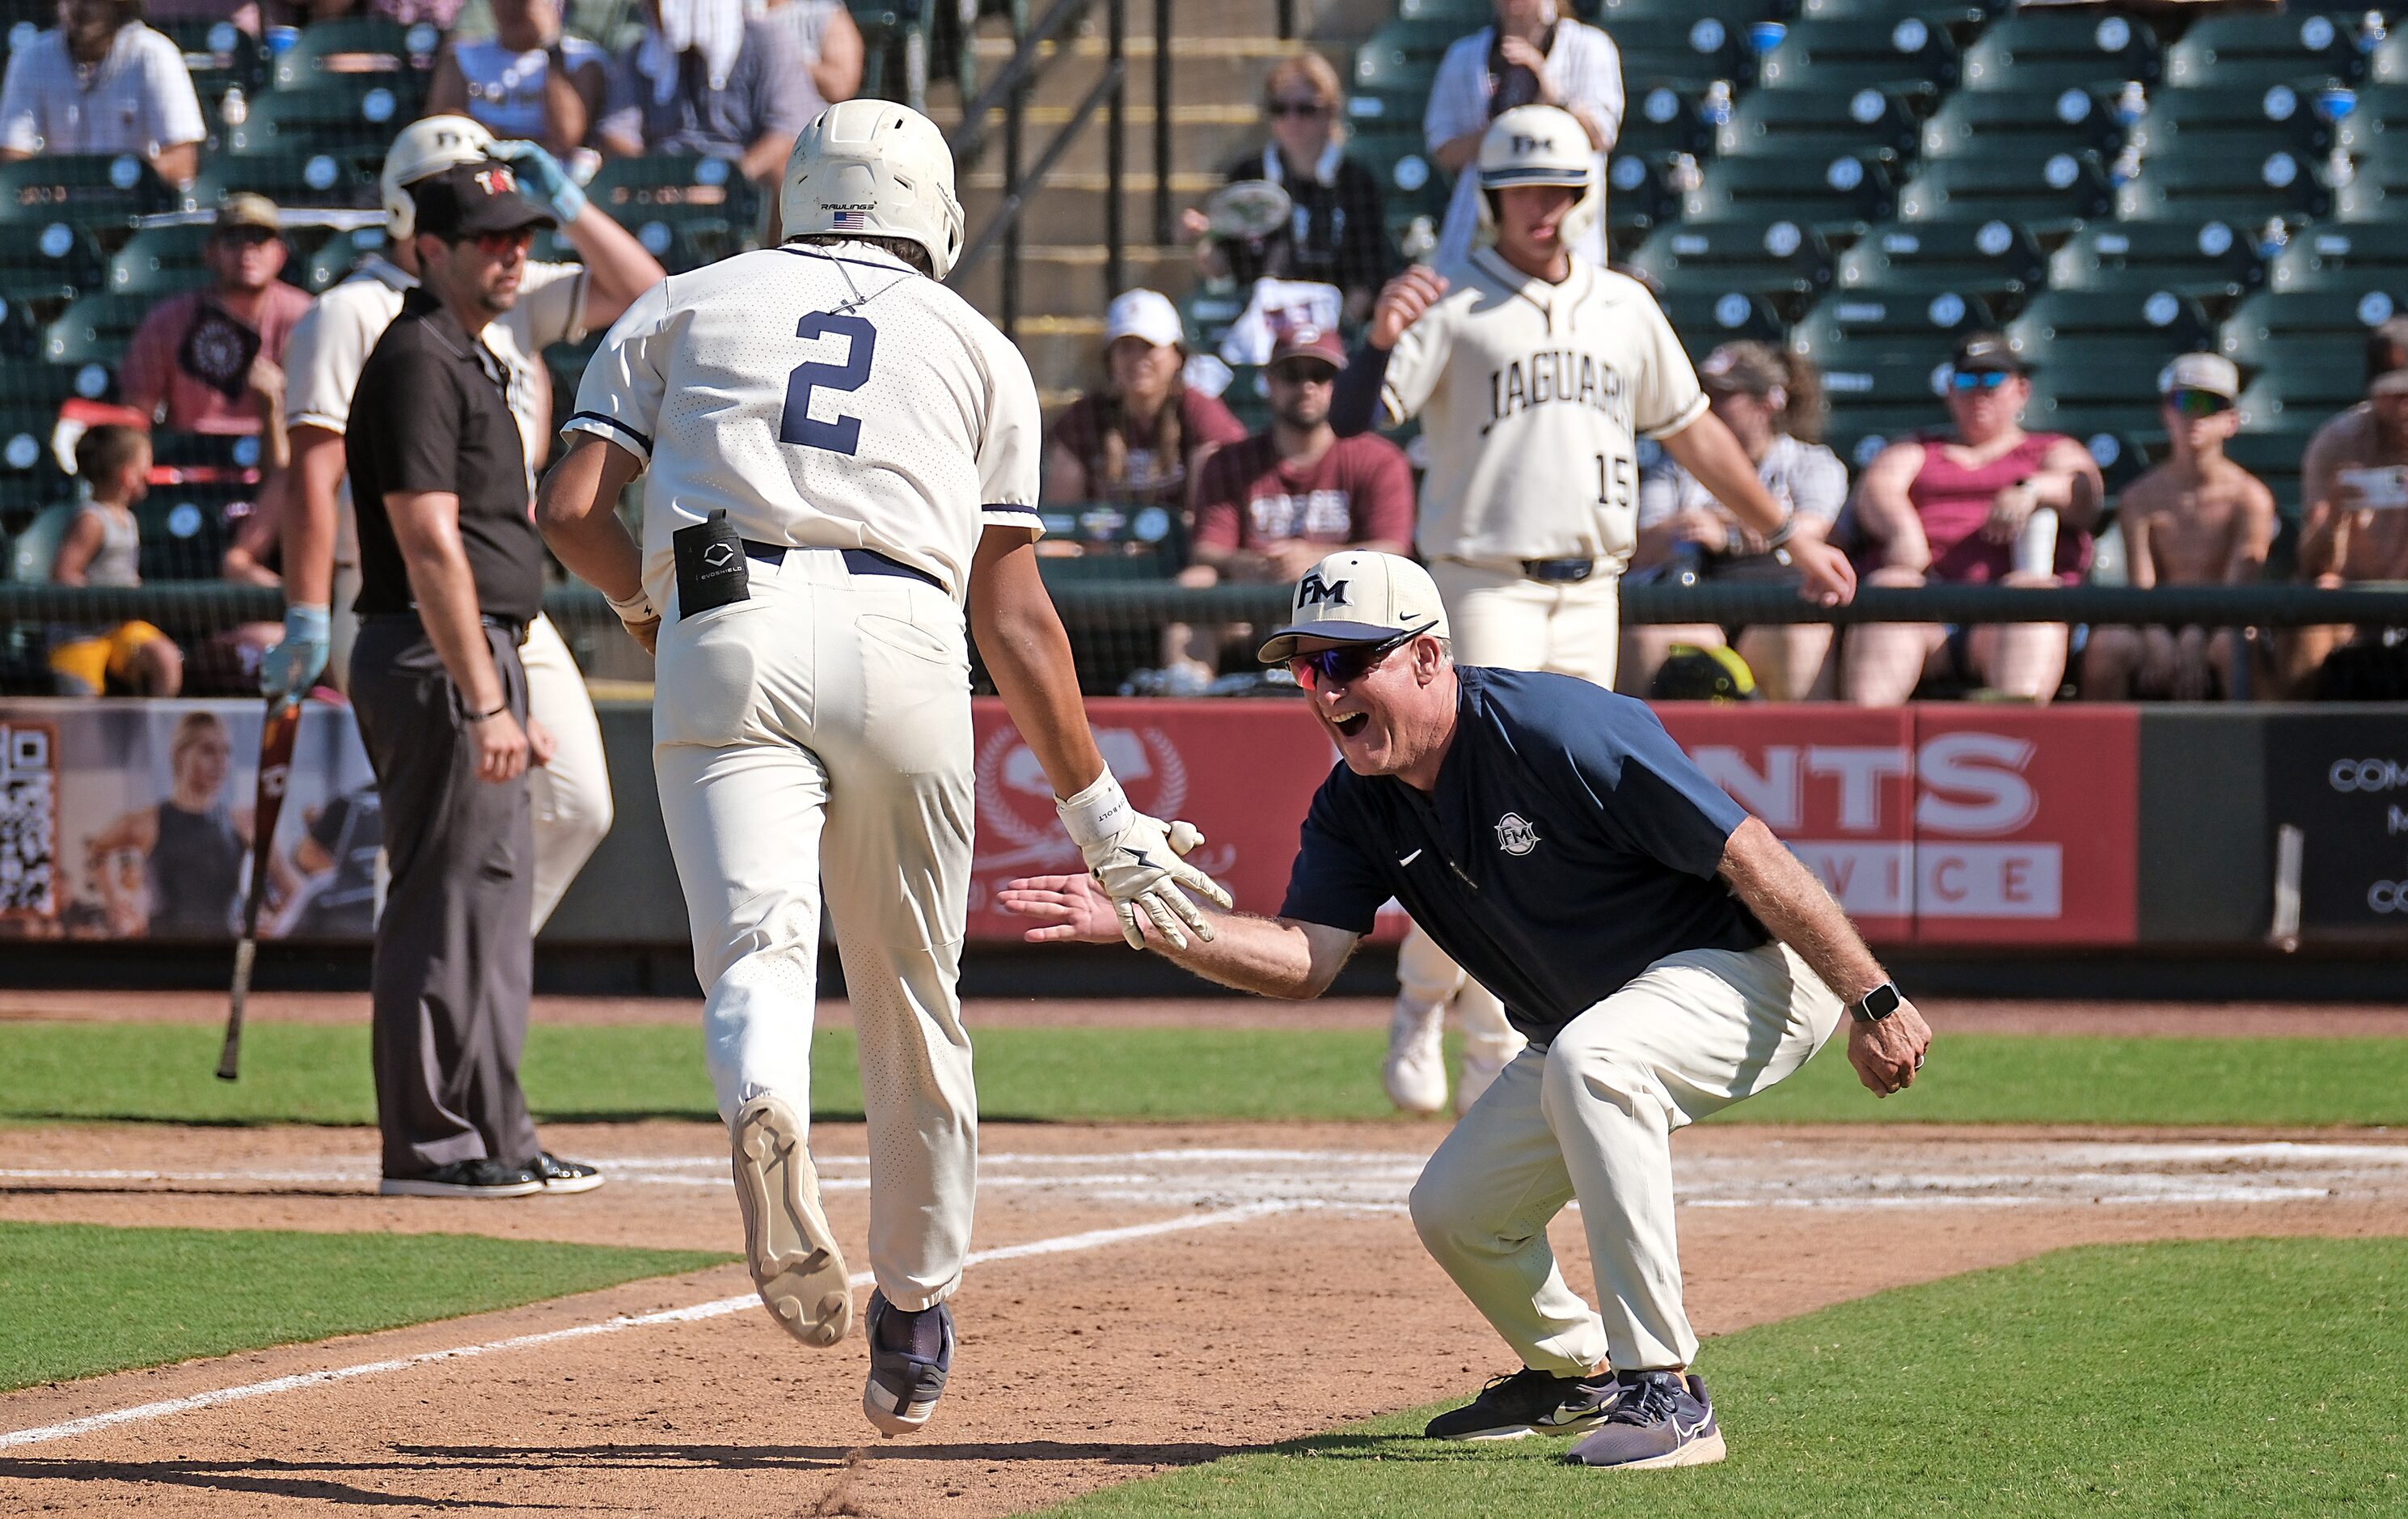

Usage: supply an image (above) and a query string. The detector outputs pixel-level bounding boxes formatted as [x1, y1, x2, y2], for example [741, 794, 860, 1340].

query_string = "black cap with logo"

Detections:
[408, 161, 557, 241]
[1949, 331, 2026, 378]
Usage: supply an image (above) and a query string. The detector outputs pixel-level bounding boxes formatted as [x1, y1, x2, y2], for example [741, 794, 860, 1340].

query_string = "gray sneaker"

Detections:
[862, 1289, 954, 1436]
[1424, 1366, 1620, 1441]
[1564, 1370, 1726, 1470]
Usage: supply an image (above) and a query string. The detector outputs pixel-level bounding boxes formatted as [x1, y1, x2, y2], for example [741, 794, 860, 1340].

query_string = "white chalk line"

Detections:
[0, 1200, 1305, 1453]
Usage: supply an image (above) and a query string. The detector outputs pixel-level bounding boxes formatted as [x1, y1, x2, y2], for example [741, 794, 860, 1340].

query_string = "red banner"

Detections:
[965, 699, 2140, 947]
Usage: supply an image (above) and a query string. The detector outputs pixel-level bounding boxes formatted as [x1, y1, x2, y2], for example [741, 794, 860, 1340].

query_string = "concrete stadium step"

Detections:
[949, 244, 1192, 323]
[959, 36, 1324, 111]
[961, 170, 1223, 248]
[934, 101, 1265, 179]
[973, 0, 1291, 44]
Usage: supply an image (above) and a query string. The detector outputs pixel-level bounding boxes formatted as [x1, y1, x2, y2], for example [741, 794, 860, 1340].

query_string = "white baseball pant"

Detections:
[337, 556, 611, 935]
[1409, 941, 1842, 1374]
[1398, 560, 1627, 1065]
[651, 548, 977, 1313]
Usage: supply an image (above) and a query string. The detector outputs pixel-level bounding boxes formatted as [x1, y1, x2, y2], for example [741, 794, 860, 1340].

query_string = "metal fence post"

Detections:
[1105, 0, 1126, 302]
[1153, 0, 1172, 246]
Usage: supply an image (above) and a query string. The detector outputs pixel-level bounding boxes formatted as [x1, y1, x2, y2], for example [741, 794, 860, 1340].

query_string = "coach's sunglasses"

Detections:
[1947, 369, 2015, 392]
[1287, 620, 1438, 690]
[2166, 388, 2234, 418]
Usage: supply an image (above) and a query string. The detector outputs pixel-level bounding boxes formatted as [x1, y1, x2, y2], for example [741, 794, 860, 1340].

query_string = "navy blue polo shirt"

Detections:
[1278, 666, 1769, 1044]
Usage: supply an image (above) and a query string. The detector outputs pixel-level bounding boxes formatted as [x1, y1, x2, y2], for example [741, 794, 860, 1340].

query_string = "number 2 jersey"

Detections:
[565, 241, 1045, 610]
[1379, 248, 1709, 572]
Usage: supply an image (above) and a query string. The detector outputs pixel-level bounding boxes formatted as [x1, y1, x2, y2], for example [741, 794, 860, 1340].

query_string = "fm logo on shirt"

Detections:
[1494, 811, 1540, 857]
[1482, 352, 1629, 436]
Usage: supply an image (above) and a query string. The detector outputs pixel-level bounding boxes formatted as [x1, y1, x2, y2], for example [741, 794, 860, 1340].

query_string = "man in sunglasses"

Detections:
[341, 161, 597, 1200]
[1002, 548, 1929, 1472]
[119, 194, 314, 459]
[2288, 319, 2408, 695]
[1844, 331, 2102, 704]
[2083, 353, 2274, 700]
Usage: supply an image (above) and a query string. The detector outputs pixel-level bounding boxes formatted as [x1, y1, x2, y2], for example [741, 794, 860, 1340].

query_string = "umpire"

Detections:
[999, 550, 1932, 1473]
[346, 160, 598, 1200]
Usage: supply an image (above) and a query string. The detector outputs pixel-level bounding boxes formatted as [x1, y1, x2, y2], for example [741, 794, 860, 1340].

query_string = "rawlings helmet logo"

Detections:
[1494, 812, 1540, 857]
[1295, 572, 1350, 607]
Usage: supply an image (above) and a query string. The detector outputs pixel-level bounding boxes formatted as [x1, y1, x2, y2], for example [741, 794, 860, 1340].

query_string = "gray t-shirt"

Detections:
[599, 19, 814, 160]
[1637, 432, 1847, 574]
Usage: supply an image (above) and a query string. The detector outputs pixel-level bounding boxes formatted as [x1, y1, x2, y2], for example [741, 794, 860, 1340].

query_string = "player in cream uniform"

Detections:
[534, 100, 1229, 1437]
[1333, 105, 1857, 1118]
[263, 116, 667, 928]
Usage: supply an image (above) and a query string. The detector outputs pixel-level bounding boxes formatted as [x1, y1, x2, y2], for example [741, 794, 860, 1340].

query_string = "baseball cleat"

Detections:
[862, 1289, 954, 1436]
[1384, 997, 1449, 1114]
[1453, 1048, 1515, 1115]
[1564, 1371, 1726, 1470]
[730, 1094, 853, 1349]
[1423, 1366, 1621, 1441]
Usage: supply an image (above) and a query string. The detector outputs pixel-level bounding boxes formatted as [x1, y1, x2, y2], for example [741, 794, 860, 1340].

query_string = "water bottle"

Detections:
[1670, 539, 1709, 588]
[2258, 215, 2292, 260]
[1702, 79, 1734, 129]
[219, 85, 247, 128]
[2112, 80, 2146, 128]
[2330, 143, 2357, 188]
[1669, 153, 1704, 195]
[2359, 10, 2387, 53]
[2109, 143, 2142, 187]
[2012, 507, 2059, 579]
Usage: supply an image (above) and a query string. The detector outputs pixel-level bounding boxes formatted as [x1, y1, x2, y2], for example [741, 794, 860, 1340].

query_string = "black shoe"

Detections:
[379, 1159, 543, 1198]
[530, 1152, 604, 1193]
[1424, 1366, 1621, 1441]
[862, 1289, 955, 1436]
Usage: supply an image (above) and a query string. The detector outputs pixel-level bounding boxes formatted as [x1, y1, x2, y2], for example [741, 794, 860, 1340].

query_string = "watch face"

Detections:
[1862, 984, 1901, 1019]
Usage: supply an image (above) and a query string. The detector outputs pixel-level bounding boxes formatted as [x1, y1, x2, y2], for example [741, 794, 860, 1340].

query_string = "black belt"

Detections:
[1521, 556, 1597, 582]
[741, 539, 943, 591]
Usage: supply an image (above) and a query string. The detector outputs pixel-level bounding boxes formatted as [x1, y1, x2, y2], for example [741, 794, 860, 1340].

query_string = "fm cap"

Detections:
[408, 160, 556, 241]
[1948, 330, 2025, 378]
[1105, 288, 1185, 350]
[2159, 352, 2239, 400]
[213, 193, 281, 234]
[1257, 551, 1451, 664]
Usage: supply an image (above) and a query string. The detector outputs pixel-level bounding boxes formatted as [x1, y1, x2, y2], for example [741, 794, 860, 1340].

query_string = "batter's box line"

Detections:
[0, 1201, 1305, 1453]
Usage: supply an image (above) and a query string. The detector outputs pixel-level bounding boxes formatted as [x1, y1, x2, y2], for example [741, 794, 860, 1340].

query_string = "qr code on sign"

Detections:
[0, 722, 58, 917]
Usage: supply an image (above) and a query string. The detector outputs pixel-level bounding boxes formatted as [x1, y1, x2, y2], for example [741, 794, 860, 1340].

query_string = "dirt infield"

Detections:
[6, 1116, 2408, 1517]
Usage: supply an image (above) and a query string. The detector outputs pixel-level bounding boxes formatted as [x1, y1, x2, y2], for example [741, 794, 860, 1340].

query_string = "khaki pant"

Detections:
[652, 548, 977, 1313]
[1409, 942, 1843, 1373]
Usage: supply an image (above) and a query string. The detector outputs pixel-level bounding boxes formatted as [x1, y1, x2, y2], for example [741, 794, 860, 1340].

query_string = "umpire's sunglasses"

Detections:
[1286, 621, 1437, 689]
[2165, 387, 2234, 418]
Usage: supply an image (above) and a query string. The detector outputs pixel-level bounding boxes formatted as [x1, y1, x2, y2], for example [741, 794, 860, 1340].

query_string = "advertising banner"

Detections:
[2264, 714, 2408, 936]
[0, 698, 377, 944]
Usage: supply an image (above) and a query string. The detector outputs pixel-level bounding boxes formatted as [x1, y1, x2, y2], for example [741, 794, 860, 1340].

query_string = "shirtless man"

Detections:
[2082, 354, 2275, 700]
[2286, 319, 2408, 694]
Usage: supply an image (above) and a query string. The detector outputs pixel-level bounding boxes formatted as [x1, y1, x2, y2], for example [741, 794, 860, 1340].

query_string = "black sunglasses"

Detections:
[2166, 388, 2234, 418]
[1286, 622, 1434, 689]
[1268, 99, 1329, 118]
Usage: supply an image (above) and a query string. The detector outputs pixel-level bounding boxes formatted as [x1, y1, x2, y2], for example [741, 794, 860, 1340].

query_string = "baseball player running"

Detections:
[534, 100, 1230, 1436]
[262, 116, 666, 928]
[1002, 550, 1930, 1471]
[1329, 104, 1857, 1121]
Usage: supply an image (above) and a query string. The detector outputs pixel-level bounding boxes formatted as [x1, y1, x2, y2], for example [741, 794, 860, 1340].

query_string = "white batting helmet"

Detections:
[1473, 104, 1601, 252]
[780, 99, 965, 279]
[382, 114, 496, 239]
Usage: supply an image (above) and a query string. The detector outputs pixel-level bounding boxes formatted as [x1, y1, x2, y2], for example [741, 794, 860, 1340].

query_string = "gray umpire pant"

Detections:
[349, 614, 540, 1178]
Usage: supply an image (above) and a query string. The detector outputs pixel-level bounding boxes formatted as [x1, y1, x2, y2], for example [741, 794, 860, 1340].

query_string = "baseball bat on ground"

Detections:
[217, 696, 303, 1082]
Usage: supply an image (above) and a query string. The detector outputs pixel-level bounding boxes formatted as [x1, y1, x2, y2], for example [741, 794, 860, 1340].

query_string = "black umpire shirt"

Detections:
[1279, 666, 1770, 1046]
[346, 288, 543, 625]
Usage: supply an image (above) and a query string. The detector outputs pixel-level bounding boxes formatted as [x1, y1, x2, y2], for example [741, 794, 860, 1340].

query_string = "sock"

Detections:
[877, 1301, 946, 1359]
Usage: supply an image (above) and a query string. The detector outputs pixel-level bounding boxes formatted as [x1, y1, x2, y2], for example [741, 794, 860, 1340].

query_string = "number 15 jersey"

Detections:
[565, 241, 1046, 611]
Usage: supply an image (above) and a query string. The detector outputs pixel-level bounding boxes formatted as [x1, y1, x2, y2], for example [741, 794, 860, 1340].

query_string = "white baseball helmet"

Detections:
[780, 99, 965, 279]
[382, 114, 496, 239]
[1473, 104, 1601, 252]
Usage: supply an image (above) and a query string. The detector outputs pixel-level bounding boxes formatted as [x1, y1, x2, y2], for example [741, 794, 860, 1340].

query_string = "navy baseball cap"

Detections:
[409, 160, 556, 240]
[1257, 551, 1451, 664]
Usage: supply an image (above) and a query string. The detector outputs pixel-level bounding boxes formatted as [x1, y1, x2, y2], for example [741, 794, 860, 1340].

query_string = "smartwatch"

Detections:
[1850, 981, 1902, 1024]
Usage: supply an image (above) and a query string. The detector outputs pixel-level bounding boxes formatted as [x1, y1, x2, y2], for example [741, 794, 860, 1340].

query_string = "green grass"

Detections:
[0, 1221, 728, 1391]
[4, 1022, 2408, 1127]
[1049, 1238, 2408, 1517]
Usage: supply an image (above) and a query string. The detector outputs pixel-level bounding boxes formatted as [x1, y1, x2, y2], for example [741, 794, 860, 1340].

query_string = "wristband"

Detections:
[470, 700, 509, 722]
[1054, 769, 1131, 848]
[283, 602, 330, 641]
[1764, 513, 1801, 549]
[605, 585, 658, 624]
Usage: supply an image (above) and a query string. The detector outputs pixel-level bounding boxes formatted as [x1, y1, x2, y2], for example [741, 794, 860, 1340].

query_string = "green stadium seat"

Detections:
[193, 149, 381, 212]
[1606, 154, 1681, 246]
[0, 408, 66, 519]
[1836, 218, 2047, 307]
[40, 293, 150, 370]
[0, 220, 99, 305]
[2332, 136, 2408, 221]
[1919, 86, 2127, 164]
[2127, 84, 2339, 162]
[1353, 18, 1463, 77]
[2010, 288, 2216, 355]
[1821, 391, 1953, 470]
[1396, 0, 1485, 23]
[2220, 290, 2406, 398]
[1798, 289, 1992, 355]
[269, 15, 442, 93]
[1607, 16, 1755, 92]
[1590, 0, 1789, 21]
[0, 154, 175, 227]
[300, 226, 387, 292]
[137, 484, 250, 582]
[1624, 218, 1837, 307]
[6, 503, 76, 583]
[1755, 16, 1961, 97]
[1796, 0, 1997, 28]
[1658, 289, 1786, 355]
[158, 18, 266, 109]
[1959, 8, 2163, 92]
[2116, 143, 2333, 226]
[1619, 85, 1716, 162]
[2018, 345, 2190, 438]
[149, 428, 267, 476]
[227, 84, 413, 160]
[2048, 220, 2267, 303]
[1348, 130, 1451, 222]
[2332, 84, 2408, 156]
[0, 356, 104, 408]
[2164, 11, 2372, 91]
[2230, 366, 2355, 435]
[1179, 287, 1247, 353]
[1896, 153, 2114, 233]
[1717, 86, 1918, 166]
[2268, 222, 2408, 292]
[104, 223, 218, 295]
[2218, 426, 2313, 514]
[1684, 152, 1897, 235]
[1342, 87, 1426, 133]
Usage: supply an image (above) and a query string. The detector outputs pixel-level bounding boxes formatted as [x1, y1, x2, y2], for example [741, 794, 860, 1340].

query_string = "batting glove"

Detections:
[1056, 770, 1233, 950]
[260, 603, 329, 698]
[607, 584, 661, 654]
[488, 139, 588, 226]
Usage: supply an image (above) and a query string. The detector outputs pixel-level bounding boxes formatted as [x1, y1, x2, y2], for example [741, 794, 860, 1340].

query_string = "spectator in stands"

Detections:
[1044, 289, 1248, 515]
[425, 0, 610, 159]
[596, 0, 815, 188]
[1424, 0, 1620, 270]
[2284, 319, 2408, 698]
[758, 0, 862, 119]
[261, 0, 464, 27]
[0, 0, 206, 188]
[1620, 342, 1846, 701]
[118, 195, 311, 468]
[2083, 354, 2275, 702]
[1842, 332, 2102, 705]
[48, 424, 182, 698]
[1178, 53, 1388, 324]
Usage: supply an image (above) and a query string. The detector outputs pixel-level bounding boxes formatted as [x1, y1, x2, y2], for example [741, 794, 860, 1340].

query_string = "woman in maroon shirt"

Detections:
[1043, 289, 1247, 515]
[1843, 333, 2102, 705]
